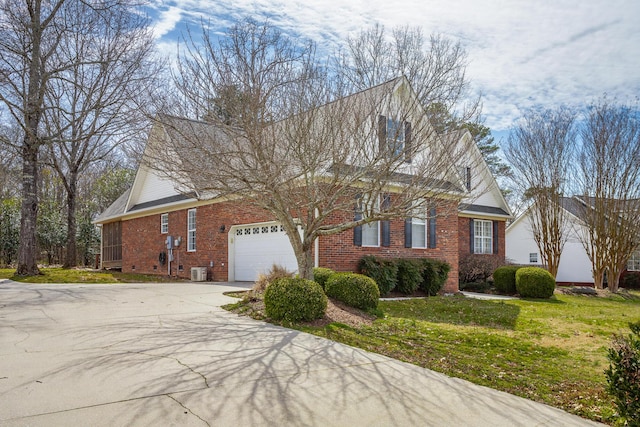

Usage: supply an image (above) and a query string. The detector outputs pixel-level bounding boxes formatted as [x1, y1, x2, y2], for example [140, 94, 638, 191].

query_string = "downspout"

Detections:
[314, 208, 320, 268]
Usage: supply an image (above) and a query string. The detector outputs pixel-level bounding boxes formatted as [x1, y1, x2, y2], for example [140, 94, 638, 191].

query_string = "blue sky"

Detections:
[146, 0, 640, 141]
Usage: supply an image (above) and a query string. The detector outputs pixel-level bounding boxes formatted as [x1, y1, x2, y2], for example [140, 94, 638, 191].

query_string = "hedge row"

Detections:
[358, 255, 450, 296]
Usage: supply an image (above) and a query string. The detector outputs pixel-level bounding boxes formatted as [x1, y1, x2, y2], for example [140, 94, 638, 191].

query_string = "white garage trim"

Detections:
[228, 221, 301, 282]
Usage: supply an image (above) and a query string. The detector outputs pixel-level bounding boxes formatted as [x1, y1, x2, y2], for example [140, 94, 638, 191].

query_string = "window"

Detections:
[160, 213, 168, 234]
[530, 252, 538, 263]
[361, 197, 380, 247]
[460, 166, 471, 191]
[411, 204, 427, 249]
[187, 209, 196, 251]
[387, 117, 405, 156]
[473, 219, 493, 254]
[628, 251, 640, 271]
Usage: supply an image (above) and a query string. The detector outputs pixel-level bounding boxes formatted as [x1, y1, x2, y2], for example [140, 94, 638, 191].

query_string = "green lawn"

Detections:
[0, 267, 181, 283]
[295, 293, 640, 425]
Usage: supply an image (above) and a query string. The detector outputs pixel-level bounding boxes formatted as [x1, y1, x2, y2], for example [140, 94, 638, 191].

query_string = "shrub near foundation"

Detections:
[420, 259, 451, 296]
[515, 267, 556, 298]
[358, 255, 398, 296]
[493, 265, 521, 294]
[325, 272, 380, 310]
[396, 259, 423, 295]
[264, 277, 327, 321]
[312, 267, 334, 289]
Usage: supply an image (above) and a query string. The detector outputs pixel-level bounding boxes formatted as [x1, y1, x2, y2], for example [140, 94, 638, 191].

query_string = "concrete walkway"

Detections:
[0, 279, 601, 426]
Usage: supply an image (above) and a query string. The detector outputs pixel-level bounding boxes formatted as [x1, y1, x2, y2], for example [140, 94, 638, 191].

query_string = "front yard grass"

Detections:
[0, 267, 183, 283]
[289, 293, 640, 425]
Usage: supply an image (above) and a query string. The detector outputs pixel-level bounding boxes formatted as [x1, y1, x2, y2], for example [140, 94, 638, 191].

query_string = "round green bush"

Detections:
[420, 259, 451, 296]
[358, 255, 398, 296]
[493, 265, 521, 294]
[396, 259, 423, 295]
[312, 267, 334, 289]
[515, 267, 556, 298]
[325, 272, 380, 310]
[264, 277, 327, 321]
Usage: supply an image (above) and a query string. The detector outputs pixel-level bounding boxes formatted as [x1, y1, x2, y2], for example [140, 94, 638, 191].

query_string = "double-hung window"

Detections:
[386, 117, 405, 156]
[628, 251, 640, 271]
[187, 209, 196, 251]
[473, 219, 493, 254]
[411, 203, 427, 248]
[160, 213, 168, 234]
[361, 197, 380, 247]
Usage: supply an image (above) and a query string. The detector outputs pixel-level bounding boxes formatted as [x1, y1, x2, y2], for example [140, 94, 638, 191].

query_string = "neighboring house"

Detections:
[94, 78, 511, 292]
[506, 196, 640, 285]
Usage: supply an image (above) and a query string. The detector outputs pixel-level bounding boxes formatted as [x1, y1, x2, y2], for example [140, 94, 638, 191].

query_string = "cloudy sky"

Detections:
[147, 0, 640, 138]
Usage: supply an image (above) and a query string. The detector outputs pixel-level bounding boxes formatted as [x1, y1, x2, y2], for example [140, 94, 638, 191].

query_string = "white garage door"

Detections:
[233, 223, 299, 281]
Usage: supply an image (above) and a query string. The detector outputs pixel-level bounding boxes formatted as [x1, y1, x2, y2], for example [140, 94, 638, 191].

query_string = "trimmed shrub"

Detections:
[395, 258, 423, 295]
[493, 265, 521, 295]
[313, 267, 334, 289]
[264, 277, 327, 322]
[515, 267, 556, 298]
[420, 259, 451, 296]
[358, 255, 398, 296]
[253, 264, 294, 294]
[325, 272, 380, 310]
[605, 322, 640, 425]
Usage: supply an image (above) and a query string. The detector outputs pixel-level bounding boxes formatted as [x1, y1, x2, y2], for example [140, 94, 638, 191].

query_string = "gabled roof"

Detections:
[95, 76, 508, 224]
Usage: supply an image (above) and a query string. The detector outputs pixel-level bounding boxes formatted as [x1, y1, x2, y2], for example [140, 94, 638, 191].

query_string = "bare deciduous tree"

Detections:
[0, 0, 68, 275]
[41, 0, 160, 267]
[0, 0, 160, 273]
[149, 19, 474, 280]
[505, 107, 577, 278]
[576, 100, 640, 292]
[335, 24, 480, 126]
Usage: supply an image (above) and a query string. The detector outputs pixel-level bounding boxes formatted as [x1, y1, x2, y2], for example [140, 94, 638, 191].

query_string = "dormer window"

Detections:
[378, 115, 412, 162]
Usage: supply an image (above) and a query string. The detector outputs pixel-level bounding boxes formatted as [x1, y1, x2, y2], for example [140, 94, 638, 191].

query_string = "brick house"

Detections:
[95, 79, 511, 292]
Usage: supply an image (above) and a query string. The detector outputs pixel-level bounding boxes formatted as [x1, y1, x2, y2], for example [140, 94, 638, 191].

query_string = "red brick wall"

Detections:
[122, 201, 275, 280]
[319, 199, 460, 293]
[457, 216, 506, 259]
[121, 198, 461, 292]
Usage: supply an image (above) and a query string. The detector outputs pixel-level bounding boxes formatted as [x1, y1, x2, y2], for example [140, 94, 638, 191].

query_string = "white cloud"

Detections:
[156, 0, 640, 132]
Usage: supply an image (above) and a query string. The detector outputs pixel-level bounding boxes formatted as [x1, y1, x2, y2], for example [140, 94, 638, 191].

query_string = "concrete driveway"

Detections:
[0, 280, 601, 426]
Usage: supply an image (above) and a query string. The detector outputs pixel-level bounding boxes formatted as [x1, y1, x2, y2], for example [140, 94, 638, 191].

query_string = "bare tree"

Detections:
[335, 24, 479, 126]
[505, 107, 577, 278]
[0, 0, 159, 273]
[0, 0, 68, 275]
[576, 100, 640, 292]
[150, 19, 470, 280]
[41, 0, 160, 267]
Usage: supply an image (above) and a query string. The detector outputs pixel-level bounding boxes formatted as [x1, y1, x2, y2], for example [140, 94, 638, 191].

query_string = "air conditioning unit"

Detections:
[190, 267, 207, 282]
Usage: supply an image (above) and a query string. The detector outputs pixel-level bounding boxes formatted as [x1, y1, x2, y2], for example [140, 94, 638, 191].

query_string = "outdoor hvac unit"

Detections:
[190, 267, 207, 282]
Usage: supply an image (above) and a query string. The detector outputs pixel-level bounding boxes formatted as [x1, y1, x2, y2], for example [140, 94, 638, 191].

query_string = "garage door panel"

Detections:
[233, 223, 299, 281]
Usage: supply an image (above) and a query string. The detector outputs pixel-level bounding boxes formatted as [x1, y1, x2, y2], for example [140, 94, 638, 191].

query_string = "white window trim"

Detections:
[187, 209, 196, 252]
[628, 251, 640, 271]
[411, 202, 427, 249]
[361, 196, 380, 247]
[160, 213, 168, 234]
[386, 117, 405, 156]
[474, 219, 493, 255]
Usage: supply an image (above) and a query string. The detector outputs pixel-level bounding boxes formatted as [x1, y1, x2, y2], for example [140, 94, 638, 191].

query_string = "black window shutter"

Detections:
[493, 220, 499, 254]
[354, 195, 362, 246]
[378, 115, 387, 154]
[469, 218, 475, 254]
[428, 207, 437, 249]
[404, 121, 412, 163]
[404, 218, 412, 248]
[381, 194, 391, 247]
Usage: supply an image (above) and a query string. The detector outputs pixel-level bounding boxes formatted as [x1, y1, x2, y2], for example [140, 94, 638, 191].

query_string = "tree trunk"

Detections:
[593, 268, 605, 290]
[16, 142, 40, 276]
[64, 173, 77, 268]
[296, 240, 315, 280]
